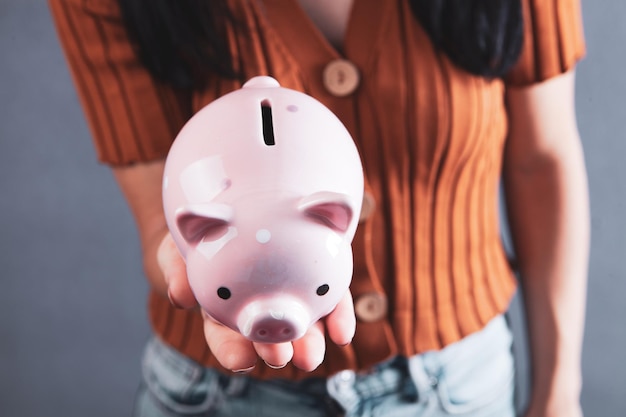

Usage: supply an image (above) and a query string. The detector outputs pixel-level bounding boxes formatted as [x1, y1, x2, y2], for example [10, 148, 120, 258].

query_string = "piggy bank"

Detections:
[162, 76, 364, 343]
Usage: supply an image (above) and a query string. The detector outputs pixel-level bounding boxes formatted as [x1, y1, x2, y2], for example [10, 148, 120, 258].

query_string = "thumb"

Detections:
[157, 233, 197, 309]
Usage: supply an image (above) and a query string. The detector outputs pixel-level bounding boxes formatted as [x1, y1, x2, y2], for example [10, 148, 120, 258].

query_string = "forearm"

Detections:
[140, 223, 170, 296]
[112, 159, 170, 297]
[504, 144, 589, 402]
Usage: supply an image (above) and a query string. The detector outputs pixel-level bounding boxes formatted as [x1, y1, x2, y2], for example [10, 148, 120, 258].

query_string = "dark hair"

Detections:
[119, 0, 523, 89]
[118, 0, 241, 89]
[409, 0, 524, 78]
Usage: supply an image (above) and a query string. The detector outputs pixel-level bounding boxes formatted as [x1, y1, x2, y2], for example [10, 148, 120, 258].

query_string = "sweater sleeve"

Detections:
[48, 0, 192, 165]
[505, 0, 586, 86]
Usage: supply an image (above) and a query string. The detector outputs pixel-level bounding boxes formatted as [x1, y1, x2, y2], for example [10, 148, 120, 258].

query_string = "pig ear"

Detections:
[298, 192, 353, 233]
[175, 204, 233, 245]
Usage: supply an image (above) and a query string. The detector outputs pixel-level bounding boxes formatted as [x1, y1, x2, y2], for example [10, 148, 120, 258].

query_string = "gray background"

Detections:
[1, 1, 624, 416]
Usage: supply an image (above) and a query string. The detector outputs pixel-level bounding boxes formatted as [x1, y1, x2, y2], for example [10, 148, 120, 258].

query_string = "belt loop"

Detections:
[326, 370, 359, 414]
[223, 373, 247, 396]
[407, 354, 436, 400]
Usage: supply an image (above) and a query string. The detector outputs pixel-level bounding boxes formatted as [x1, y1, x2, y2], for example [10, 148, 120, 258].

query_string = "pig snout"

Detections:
[236, 297, 311, 343]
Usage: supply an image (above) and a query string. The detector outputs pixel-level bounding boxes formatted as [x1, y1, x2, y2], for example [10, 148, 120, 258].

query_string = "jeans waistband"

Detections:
[326, 315, 511, 413]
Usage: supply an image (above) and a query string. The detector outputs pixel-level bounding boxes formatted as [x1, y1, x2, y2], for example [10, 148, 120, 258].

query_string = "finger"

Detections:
[157, 234, 196, 308]
[292, 322, 326, 372]
[203, 312, 258, 372]
[253, 341, 294, 369]
[326, 290, 356, 346]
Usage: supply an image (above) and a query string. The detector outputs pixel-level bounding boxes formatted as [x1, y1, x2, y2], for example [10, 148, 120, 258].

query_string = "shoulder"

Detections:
[506, 0, 586, 86]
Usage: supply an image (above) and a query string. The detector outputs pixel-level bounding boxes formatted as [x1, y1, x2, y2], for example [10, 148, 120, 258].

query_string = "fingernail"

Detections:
[167, 288, 184, 309]
[265, 361, 287, 370]
[338, 337, 354, 347]
[232, 365, 255, 374]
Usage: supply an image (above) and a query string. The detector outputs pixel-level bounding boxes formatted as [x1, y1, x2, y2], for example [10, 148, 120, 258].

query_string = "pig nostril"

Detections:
[282, 328, 292, 335]
[258, 329, 268, 337]
[217, 287, 231, 300]
[316, 284, 329, 296]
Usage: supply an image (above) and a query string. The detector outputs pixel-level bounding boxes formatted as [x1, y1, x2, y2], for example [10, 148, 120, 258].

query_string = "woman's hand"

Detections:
[525, 402, 583, 417]
[157, 233, 356, 373]
[524, 391, 583, 417]
[113, 160, 356, 372]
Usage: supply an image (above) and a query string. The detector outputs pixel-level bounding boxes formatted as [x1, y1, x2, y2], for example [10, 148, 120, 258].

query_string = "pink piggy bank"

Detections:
[162, 76, 364, 343]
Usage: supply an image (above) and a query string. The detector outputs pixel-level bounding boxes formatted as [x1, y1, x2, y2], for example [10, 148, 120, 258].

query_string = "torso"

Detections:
[221, 0, 517, 354]
[197, 0, 519, 374]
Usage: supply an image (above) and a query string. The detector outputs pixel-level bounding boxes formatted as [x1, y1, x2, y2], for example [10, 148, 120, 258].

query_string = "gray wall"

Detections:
[0, 1, 624, 416]
[575, 1, 626, 414]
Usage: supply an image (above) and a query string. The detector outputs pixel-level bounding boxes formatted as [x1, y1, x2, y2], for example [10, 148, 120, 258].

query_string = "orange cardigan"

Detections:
[49, 0, 585, 379]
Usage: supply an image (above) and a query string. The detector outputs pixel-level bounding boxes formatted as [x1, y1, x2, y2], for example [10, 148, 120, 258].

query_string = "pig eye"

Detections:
[217, 287, 231, 300]
[316, 284, 329, 296]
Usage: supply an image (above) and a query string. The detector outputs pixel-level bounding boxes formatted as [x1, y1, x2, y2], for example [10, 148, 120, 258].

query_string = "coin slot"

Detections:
[261, 100, 275, 146]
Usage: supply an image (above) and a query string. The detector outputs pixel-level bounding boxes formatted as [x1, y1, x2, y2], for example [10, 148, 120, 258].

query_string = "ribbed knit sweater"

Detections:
[49, 0, 585, 379]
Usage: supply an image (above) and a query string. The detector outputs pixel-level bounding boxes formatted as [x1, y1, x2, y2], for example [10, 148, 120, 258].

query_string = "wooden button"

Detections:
[359, 191, 376, 223]
[354, 292, 387, 322]
[323, 59, 360, 97]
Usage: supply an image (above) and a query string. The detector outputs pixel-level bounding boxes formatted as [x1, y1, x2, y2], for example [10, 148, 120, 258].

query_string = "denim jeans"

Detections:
[133, 316, 515, 417]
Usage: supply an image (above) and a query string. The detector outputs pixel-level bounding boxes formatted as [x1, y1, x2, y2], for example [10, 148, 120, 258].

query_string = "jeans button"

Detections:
[339, 370, 355, 385]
